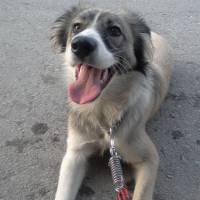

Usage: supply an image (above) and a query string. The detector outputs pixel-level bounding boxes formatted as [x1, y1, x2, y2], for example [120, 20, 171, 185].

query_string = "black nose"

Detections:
[71, 36, 97, 59]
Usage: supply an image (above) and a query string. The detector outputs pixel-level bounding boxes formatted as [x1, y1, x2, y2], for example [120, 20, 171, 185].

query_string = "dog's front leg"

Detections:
[55, 149, 88, 200]
[132, 156, 159, 200]
[119, 130, 159, 200]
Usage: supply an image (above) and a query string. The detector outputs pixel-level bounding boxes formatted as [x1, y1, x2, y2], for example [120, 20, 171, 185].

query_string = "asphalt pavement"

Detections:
[0, 0, 200, 200]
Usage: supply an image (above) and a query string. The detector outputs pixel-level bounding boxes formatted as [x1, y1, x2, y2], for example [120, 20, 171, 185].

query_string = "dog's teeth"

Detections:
[101, 69, 108, 83]
[75, 65, 81, 80]
[80, 65, 84, 72]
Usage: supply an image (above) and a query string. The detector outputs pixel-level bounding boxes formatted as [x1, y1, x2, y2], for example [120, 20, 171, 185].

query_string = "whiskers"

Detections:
[112, 54, 133, 75]
[106, 48, 134, 74]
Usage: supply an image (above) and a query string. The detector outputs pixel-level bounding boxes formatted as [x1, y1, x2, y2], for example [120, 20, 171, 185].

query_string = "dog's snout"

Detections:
[71, 36, 97, 59]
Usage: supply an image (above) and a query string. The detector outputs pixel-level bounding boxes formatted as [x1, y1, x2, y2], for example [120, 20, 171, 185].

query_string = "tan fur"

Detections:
[54, 30, 172, 200]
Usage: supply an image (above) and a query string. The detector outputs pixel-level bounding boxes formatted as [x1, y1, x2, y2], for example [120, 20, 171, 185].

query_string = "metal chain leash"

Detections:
[108, 128, 132, 200]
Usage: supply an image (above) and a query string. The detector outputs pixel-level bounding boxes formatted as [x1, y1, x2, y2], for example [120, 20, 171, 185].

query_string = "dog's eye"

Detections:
[107, 26, 122, 37]
[72, 23, 82, 34]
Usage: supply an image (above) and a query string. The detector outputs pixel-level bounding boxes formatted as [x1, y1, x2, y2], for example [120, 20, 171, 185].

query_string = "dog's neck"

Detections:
[107, 110, 129, 134]
[69, 108, 128, 137]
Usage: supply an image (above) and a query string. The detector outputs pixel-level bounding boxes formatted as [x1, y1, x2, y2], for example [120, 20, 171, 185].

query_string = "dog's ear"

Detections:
[50, 6, 80, 53]
[126, 13, 152, 74]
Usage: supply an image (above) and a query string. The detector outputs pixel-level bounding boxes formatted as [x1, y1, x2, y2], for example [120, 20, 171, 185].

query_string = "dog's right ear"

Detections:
[50, 6, 80, 53]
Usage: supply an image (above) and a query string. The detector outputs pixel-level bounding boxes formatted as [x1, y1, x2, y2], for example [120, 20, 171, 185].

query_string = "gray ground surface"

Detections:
[0, 0, 200, 200]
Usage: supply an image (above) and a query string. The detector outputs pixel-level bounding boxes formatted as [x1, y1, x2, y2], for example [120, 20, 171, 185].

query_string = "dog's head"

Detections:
[51, 6, 152, 105]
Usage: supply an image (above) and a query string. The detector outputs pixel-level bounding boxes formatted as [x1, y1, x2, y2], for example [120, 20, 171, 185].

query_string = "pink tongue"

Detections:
[68, 65, 103, 104]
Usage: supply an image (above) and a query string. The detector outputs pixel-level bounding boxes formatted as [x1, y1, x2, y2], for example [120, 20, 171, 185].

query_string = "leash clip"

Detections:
[109, 128, 118, 157]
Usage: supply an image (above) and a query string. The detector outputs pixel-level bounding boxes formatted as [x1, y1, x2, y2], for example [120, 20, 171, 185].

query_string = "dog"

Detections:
[51, 5, 172, 200]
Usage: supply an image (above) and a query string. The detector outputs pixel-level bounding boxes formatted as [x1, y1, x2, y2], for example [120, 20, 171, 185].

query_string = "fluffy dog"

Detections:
[51, 5, 172, 200]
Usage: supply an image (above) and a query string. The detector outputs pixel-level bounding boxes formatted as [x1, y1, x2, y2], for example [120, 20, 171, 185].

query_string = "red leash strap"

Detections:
[117, 187, 132, 200]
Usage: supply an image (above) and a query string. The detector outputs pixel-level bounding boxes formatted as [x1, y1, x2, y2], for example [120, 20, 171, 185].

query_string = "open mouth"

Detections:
[68, 64, 115, 104]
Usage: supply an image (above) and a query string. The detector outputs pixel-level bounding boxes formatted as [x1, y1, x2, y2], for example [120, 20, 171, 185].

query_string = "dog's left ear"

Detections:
[126, 13, 153, 74]
[50, 6, 80, 53]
